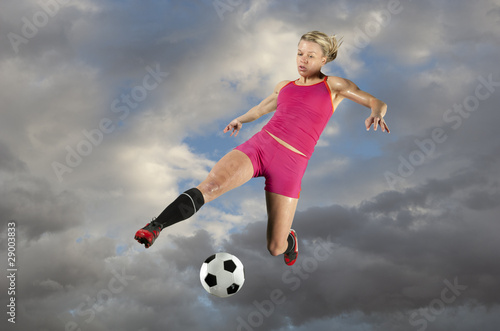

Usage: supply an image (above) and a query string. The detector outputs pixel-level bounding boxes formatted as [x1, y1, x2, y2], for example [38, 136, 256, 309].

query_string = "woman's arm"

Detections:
[329, 77, 390, 133]
[224, 80, 290, 137]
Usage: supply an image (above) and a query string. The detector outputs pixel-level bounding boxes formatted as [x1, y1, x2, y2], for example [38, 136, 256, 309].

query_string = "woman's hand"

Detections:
[365, 113, 390, 133]
[223, 119, 243, 137]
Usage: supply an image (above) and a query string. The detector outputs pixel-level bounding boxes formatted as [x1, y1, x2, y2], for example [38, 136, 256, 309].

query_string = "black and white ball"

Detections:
[200, 252, 245, 298]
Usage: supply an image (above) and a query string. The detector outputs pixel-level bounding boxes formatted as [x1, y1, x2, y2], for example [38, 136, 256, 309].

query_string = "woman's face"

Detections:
[296, 40, 326, 77]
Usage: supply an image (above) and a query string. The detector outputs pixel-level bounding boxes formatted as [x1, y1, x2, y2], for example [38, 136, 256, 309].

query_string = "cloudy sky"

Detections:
[1, 0, 500, 330]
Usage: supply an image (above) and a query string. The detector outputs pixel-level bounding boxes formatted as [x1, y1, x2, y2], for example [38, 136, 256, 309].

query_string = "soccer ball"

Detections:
[200, 252, 245, 298]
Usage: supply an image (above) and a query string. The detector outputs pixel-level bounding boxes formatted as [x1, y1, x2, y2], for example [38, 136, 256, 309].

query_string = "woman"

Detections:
[135, 31, 389, 266]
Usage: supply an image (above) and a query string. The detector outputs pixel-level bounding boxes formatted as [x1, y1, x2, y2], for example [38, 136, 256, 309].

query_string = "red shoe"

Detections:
[134, 221, 162, 248]
[284, 229, 298, 266]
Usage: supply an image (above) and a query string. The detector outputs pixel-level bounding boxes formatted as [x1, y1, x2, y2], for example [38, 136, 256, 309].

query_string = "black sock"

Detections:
[154, 188, 205, 229]
[285, 232, 295, 254]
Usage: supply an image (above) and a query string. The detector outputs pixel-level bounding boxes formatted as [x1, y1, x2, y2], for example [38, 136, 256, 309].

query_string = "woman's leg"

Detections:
[135, 149, 254, 247]
[197, 149, 254, 203]
[265, 191, 299, 256]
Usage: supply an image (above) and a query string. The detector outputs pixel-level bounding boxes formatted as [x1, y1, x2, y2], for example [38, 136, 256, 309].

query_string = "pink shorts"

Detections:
[234, 130, 309, 199]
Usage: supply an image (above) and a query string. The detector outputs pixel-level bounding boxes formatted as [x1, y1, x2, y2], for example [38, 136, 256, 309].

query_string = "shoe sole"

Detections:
[284, 229, 298, 266]
[134, 230, 155, 248]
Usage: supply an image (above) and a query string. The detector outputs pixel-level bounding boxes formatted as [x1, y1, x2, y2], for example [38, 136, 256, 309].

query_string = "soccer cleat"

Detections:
[134, 220, 162, 248]
[284, 229, 298, 266]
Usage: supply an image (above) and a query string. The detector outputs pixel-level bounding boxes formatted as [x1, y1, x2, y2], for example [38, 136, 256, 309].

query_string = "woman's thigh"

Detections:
[197, 150, 254, 203]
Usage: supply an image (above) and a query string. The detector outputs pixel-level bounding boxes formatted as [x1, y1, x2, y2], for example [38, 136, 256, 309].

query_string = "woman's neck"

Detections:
[296, 72, 325, 85]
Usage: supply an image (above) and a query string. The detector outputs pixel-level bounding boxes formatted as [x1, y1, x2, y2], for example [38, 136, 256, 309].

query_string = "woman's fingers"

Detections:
[365, 116, 389, 133]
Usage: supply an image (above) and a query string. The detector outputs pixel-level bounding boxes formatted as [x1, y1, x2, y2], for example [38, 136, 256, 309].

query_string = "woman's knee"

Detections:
[267, 239, 286, 256]
[197, 178, 221, 203]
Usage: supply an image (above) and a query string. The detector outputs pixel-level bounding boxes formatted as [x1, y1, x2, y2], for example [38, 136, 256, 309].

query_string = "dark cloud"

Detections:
[0, 142, 84, 242]
[0, 140, 27, 172]
[216, 160, 500, 329]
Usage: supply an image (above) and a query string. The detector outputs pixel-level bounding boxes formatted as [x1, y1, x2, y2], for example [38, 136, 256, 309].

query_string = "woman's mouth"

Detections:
[298, 65, 307, 71]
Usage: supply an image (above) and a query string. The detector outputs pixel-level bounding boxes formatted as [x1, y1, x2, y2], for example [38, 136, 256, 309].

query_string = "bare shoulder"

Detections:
[274, 80, 292, 94]
[326, 76, 358, 92]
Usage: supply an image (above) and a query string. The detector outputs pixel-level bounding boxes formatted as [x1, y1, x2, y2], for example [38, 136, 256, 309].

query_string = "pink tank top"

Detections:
[263, 76, 334, 158]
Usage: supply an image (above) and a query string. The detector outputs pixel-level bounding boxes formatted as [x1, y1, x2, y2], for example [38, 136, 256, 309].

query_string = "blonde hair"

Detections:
[300, 31, 343, 63]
